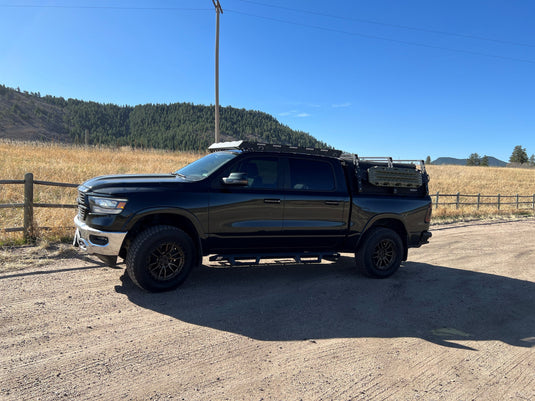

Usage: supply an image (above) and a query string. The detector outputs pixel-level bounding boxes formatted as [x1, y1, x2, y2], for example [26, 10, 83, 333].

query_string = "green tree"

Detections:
[529, 154, 535, 166]
[425, 156, 431, 165]
[467, 153, 481, 166]
[480, 155, 489, 167]
[1, 84, 330, 151]
[509, 145, 528, 164]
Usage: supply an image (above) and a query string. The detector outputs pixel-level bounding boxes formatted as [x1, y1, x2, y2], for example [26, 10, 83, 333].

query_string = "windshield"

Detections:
[174, 151, 237, 181]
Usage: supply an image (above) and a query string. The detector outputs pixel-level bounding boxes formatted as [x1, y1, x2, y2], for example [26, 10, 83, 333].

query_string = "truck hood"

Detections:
[79, 173, 189, 195]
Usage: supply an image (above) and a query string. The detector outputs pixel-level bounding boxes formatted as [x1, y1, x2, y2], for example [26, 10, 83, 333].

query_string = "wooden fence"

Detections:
[0, 173, 78, 240]
[1, 173, 535, 241]
[433, 192, 535, 210]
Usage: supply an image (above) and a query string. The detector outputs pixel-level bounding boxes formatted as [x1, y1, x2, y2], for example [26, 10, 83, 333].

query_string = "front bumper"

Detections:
[73, 215, 127, 256]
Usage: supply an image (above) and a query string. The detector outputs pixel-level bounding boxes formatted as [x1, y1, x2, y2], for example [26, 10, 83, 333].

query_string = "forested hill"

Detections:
[0, 85, 328, 150]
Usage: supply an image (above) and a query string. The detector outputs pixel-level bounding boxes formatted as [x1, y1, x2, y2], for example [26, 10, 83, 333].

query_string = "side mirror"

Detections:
[222, 172, 248, 186]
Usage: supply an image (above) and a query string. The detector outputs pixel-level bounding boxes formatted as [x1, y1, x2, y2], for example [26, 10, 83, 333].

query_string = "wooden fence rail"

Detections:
[1, 173, 535, 242]
[0, 173, 78, 240]
[433, 192, 535, 210]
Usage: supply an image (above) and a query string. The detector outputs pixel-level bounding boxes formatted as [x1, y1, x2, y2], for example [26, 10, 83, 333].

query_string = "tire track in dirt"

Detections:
[465, 344, 535, 400]
[1, 219, 535, 400]
[3, 284, 270, 401]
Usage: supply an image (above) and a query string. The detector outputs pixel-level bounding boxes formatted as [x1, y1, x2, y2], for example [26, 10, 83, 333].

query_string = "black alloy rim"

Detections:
[147, 242, 185, 281]
[372, 239, 396, 270]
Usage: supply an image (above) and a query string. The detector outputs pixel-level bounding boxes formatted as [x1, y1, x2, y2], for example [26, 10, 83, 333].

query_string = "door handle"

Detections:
[325, 201, 340, 206]
[264, 199, 281, 204]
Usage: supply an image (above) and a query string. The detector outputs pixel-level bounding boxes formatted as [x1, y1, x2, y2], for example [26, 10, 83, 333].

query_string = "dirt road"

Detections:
[1, 219, 534, 400]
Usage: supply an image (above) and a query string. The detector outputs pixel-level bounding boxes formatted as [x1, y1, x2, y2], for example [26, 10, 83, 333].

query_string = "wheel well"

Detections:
[362, 218, 408, 260]
[120, 214, 201, 264]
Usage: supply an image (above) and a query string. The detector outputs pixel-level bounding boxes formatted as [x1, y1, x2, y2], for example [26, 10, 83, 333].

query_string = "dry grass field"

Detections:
[0, 140, 200, 244]
[427, 164, 535, 219]
[1, 140, 534, 244]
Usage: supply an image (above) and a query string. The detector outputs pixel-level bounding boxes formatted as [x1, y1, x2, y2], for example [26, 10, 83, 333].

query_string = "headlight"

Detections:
[88, 196, 128, 215]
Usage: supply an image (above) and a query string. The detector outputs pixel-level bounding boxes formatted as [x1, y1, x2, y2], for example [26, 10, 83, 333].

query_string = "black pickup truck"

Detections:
[74, 141, 432, 292]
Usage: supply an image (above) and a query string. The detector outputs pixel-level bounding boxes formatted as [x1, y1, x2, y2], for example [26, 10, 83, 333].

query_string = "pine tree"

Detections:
[509, 146, 528, 164]
[467, 153, 480, 166]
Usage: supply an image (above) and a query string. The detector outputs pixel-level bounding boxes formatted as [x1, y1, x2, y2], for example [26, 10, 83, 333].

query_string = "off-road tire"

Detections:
[355, 227, 403, 278]
[126, 225, 195, 292]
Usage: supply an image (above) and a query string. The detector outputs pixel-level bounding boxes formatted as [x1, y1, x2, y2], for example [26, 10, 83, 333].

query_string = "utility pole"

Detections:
[212, 0, 223, 143]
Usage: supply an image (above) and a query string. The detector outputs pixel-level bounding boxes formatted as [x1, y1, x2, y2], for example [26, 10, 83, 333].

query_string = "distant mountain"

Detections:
[432, 156, 507, 167]
[483, 157, 507, 167]
[432, 157, 466, 166]
[0, 84, 329, 151]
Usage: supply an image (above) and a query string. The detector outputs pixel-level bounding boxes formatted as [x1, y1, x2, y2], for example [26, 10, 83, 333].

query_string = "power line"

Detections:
[3, 1, 533, 64]
[4, 1, 532, 50]
[236, 0, 535, 49]
[0, 4, 210, 11]
[226, 9, 535, 65]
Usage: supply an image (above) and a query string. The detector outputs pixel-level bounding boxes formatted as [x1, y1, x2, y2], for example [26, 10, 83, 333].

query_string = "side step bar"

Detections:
[209, 252, 340, 266]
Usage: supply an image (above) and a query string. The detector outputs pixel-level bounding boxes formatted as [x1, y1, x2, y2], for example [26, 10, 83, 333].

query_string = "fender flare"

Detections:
[121, 207, 205, 265]
[357, 213, 409, 260]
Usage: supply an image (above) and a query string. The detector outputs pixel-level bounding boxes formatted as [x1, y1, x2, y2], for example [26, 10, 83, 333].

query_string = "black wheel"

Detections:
[126, 225, 195, 292]
[355, 227, 403, 278]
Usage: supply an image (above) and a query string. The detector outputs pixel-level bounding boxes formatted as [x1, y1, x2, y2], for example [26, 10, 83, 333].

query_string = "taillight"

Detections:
[424, 204, 432, 223]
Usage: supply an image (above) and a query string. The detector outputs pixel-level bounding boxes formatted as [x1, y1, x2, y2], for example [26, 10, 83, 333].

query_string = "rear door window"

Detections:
[288, 158, 336, 191]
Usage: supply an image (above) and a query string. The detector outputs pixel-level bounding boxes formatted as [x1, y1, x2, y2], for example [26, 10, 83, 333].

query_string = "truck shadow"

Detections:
[116, 258, 535, 350]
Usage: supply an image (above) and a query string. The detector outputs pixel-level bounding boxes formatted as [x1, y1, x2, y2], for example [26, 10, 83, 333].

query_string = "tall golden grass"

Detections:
[0, 140, 200, 244]
[427, 165, 535, 219]
[1, 140, 534, 243]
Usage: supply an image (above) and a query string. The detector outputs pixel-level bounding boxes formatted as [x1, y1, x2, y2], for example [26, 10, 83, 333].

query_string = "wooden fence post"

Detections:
[477, 193, 481, 210]
[23, 172, 35, 241]
[497, 194, 501, 210]
[435, 191, 439, 209]
[456, 192, 460, 209]
[516, 194, 519, 209]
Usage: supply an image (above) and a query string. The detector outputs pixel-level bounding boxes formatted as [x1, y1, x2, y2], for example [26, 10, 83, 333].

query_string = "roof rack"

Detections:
[208, 140, 342, 158]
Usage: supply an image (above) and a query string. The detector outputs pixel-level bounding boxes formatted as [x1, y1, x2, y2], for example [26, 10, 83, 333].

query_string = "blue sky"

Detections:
[1, 0, 535, 161]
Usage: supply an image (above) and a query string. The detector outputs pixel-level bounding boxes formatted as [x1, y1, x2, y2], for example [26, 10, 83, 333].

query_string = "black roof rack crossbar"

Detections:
[208, 141, 342, 158]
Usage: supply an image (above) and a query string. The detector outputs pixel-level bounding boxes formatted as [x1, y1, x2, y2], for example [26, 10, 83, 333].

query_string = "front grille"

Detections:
[77, 190, 89, 221]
